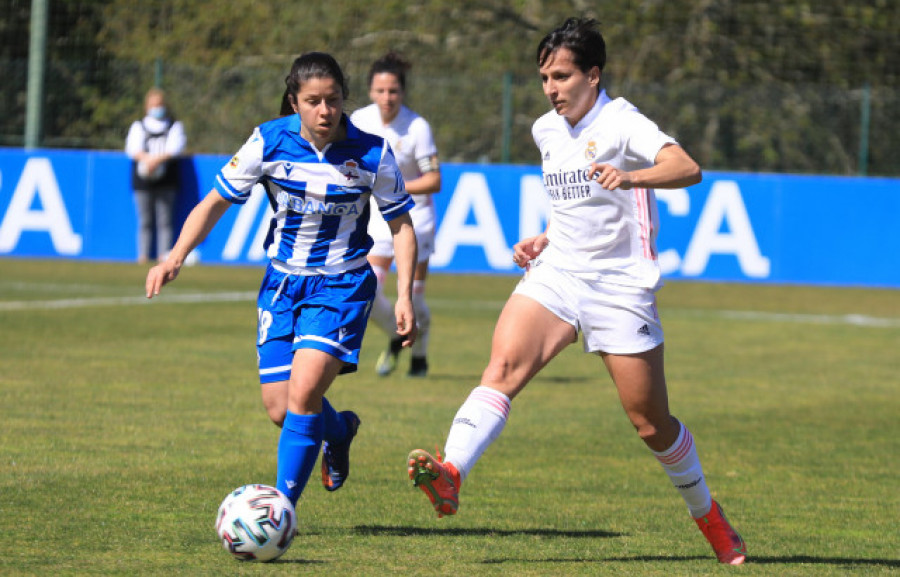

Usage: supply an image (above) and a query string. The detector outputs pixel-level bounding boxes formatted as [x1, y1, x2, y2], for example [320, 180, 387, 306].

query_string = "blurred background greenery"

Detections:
[2, 0, 898, 175]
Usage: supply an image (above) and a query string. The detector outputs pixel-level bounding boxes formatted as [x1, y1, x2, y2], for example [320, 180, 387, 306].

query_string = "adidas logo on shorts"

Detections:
[637, 324, 651, 336]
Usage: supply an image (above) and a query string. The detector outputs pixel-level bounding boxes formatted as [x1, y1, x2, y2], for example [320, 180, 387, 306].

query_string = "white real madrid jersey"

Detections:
[350, 104, 438, 235]
[214, 114, 413, 273]
[532, 90, 676, 289]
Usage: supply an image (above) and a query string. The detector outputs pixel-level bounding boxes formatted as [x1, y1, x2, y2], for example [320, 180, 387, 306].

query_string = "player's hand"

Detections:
[394, 297, 418, 348]
[588, 162, 633, 190]
[512, 233, 549, 268]
[145, 157, 160, 173]
[145, 259, 181, 298]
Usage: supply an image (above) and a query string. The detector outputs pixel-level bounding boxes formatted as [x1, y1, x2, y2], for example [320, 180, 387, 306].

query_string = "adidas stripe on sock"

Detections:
[652, 422, 713, 518]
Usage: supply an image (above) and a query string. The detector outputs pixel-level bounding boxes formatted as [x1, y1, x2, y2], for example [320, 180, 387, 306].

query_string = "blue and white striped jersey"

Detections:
[214, 114, 413, 273]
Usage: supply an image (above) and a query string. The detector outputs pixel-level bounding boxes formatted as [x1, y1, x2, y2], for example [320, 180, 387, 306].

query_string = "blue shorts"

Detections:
[256, 263, 376, 383]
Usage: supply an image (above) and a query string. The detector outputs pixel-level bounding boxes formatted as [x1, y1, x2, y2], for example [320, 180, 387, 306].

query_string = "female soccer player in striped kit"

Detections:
[406, 18, 746, 565]
[351, 51, 442, 378]
[146, 52, 418, 508]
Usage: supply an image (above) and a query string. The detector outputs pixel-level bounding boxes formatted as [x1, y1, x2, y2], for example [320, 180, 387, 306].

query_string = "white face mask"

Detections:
[148, 106, 167, 120]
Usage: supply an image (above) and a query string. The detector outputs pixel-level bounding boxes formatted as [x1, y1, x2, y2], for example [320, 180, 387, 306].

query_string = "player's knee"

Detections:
[262, 396, 287, 426]
[634, 421, 662, 444]
[266, 405, 286, 427]
[631, 415, 679, 451]
[481, 357, 526, 398]
[482, 356, 511, 382]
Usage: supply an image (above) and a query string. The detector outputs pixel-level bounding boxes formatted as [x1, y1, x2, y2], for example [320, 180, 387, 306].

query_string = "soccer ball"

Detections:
[215, 484, 297, 562]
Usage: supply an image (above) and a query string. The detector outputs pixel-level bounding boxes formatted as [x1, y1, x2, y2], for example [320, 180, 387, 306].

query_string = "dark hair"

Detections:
[366, 51, 411, 91]
[536, 17, 606, 74]
[285, 51, 349, 105]
[279, 88, 293, 116]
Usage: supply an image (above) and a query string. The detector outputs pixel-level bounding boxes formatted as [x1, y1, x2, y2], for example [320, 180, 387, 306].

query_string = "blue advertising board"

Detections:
[1, 148, 898, 287]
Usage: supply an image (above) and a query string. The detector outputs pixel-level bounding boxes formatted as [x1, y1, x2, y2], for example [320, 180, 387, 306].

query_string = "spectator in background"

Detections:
[126, 87, 187, 263]
[351, 51, 441, 378]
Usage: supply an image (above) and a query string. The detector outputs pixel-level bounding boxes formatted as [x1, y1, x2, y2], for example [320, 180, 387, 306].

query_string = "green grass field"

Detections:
[1, 258, 898, 576]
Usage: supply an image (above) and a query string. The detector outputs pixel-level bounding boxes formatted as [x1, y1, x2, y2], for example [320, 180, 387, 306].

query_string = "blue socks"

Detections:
[275, 399, 351, 506]
[276, 410, 324, 506]
[321, 397, 348, 443]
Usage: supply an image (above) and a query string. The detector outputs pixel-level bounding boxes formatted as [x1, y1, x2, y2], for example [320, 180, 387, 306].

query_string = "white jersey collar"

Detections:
[568, 89, 612, 135]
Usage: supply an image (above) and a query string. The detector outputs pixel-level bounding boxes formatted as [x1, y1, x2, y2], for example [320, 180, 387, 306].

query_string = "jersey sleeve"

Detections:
[410, 117, 438, 162]
[124, 121, 143, 158]
[620, 111, 677, 166]
[372, 142, 414, 222]
[531, 112, 553, 162]
[214, 127, 265, 205]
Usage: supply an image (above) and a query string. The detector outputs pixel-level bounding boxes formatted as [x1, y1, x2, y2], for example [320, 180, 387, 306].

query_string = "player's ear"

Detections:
[288, 93, 299, 113]
[588, 66, 601, 88]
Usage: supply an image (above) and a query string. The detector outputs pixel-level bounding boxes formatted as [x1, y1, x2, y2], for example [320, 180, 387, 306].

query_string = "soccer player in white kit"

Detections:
[351, 52, 441, 378]
[146, 52, 418, 510]
[406, 18, 747, 565]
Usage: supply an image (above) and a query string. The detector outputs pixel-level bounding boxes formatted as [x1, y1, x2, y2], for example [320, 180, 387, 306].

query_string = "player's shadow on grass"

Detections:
[483, 555, 709, 564]
[354, 525, 624, 539]
[480, 554, 900, 568]
[424, 373, 595, 384]
[747, 555, 900, 568]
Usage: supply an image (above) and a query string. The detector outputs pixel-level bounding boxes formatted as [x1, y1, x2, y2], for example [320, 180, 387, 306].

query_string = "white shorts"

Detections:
[368, 196, 435, 262]
[513, 260, 664, 355]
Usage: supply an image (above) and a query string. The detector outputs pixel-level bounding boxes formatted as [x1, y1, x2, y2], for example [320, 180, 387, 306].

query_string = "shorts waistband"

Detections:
[270, 256, 368, 276]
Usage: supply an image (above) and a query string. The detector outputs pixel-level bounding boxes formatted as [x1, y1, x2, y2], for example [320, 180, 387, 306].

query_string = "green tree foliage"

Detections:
[3, 0, 898, 174]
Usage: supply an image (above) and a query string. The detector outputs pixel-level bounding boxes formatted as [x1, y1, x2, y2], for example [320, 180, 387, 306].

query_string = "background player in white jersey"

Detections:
[406, 18, 747, 565]
[350, 52, 441, 378]
[145, 52, 418, 508]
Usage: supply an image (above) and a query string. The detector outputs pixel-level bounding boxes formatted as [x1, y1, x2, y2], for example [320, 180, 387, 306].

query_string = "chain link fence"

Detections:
[2, 55, 894, 177]
[2, 0, 897, 178]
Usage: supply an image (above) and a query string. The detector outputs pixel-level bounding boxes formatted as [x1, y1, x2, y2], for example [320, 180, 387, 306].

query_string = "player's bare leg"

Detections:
[604, 346, 746, 564]
[602, 346, 678, 451]
[369, 254, 404, 376]
[261, 379, 290, 426]
[481, 294, 577, 400]
[409, 295, 576, 516]
[276, 349, 344, 505]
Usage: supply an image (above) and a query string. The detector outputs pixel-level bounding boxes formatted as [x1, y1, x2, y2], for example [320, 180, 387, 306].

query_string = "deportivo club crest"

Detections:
[585, 141, 597, 160]
[338, 160, 360, 181]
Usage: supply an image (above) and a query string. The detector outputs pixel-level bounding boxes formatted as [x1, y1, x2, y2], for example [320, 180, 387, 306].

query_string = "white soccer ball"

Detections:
[215, 484, 297, 562]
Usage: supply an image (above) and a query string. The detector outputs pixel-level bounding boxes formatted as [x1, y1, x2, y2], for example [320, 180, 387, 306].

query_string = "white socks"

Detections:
[410, 279, 430, 358]
[370, 267, 431, 360]
[652, 423, 713, 518]
[443, 386, 511, 483]
[441, 389, 713, 519]
[369, 264, 397, 335]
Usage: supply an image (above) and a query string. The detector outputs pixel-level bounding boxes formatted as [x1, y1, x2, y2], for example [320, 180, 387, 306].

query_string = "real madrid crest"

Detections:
[584, 141, 597, 160]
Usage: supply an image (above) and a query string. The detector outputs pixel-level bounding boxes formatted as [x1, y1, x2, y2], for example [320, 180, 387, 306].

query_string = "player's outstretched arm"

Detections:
[387, 212, 418, 347]
[404, 157, 441, 195]
[588, 143, 701, 191]
[145, 191, 231, 298]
